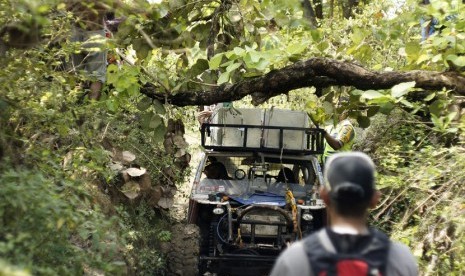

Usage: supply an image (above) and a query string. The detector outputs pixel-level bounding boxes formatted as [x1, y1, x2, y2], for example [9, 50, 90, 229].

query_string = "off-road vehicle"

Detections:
[170, 107, 326, 276]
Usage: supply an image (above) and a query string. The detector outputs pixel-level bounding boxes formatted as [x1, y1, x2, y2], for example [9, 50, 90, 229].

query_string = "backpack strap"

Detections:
[364, 228, 391, 275]
[317, 229, 337, 253]
[304, 229, 336, 276]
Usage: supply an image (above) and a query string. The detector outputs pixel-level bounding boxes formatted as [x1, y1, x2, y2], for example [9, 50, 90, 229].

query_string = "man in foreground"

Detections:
[270, 152, 418, 276]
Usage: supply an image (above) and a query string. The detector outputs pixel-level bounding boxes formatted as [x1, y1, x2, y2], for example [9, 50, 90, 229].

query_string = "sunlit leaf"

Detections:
[233, 47, 246, 56]
[287, 43, 307, 55]
[310, 29, 322, 42]
[351, 28, 365, 44]
[424, 92, 436, 102]
[218, 71, 230, 84]
[226, 62, 241, 73]
[399, 99, 414, 108]
[209, 54, 223, 70]
[362, 90, 384, 100]
[255, 59, 270, 71]
[391, 81, 416, 98]
[447, 55, 465, 67]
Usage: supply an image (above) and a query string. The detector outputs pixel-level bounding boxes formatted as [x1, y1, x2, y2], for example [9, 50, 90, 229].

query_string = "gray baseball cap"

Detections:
[324, 152, 376, 203]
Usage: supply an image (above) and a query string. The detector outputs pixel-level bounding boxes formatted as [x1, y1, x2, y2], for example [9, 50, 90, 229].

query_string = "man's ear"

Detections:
[369, 190, 381, 209]
[319, 186, 330, 206]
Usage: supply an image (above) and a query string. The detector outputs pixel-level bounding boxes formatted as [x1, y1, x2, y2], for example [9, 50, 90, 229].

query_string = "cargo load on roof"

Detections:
[201, 107, 325, 154]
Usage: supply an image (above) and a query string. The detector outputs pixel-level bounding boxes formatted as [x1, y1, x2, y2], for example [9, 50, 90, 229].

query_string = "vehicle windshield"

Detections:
[194, 154, 316, 199]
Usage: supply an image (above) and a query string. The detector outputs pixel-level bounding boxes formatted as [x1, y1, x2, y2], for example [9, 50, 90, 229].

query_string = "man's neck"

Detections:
[329, 215, 369, 235]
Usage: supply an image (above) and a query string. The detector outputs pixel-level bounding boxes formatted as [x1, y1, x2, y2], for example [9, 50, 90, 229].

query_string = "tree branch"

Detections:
[140, 57, 465, 107]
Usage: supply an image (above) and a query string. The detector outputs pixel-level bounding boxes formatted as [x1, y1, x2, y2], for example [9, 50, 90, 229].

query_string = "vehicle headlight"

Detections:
[302, 212, 313, 221]
[213, 207, 225, 215]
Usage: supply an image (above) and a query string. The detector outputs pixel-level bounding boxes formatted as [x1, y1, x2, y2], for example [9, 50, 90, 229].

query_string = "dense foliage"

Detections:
[1, 0, 464, 274]
[358, 111, 465, 274]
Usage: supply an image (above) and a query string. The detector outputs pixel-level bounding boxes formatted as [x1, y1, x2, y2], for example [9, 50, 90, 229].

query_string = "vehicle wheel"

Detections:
[167, 223, 200, 276]
[293, 163, 316, 185]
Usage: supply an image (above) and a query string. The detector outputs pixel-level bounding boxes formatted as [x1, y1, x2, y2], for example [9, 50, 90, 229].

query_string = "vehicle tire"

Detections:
[167, 223, 200, 276]
[293, 163, 316, 185]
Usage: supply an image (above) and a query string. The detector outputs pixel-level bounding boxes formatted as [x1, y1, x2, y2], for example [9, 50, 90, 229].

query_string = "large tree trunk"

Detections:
[140, 57, 465, 107]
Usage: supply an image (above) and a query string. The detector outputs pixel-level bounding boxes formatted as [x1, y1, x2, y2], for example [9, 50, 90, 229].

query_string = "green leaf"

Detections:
[391, 81, 416, 98]
[357, 116, 371, 128]
[424, 92, 436, 102]
[226, 62, 241, 73]
[153, 99, 166, 115]
[405, 42, 420, 56]
[310, 29, 322, 42]
[399, 99, 414, 108]
[287, 43, 307, 55]
[137, 97, 152, 111]
[217, 71, 230, 84]
[233, 47, 246, 56]
[429, 100, 445, 116]
[416, 54, 430, 64]
[249, 51, 261, 63]
[209, 54, 223, 70]
[317, 41, 329, 52]
[224, 51, 238, 60]
[322, 101, 334, 114]
[431, 54, 442, 63]
[255, 59, 270, 71]
[140, 112, 152, 129]
[220, 60, 234, 68]
[362, 90, 384, 100]
[190, 59, 209, 76]
[351, 28, 365, 44]
[153, 124, 167, 142]
[430, 114, 444, 131]
[149, 114, 162, 129]
[446, 55, 465, 67]
[106, 64, 119, 84]
[367, 106, 380, 117]
[305, 100, 317, 110]
[106, 98, 118, 112]
[379, 102, 394, 115]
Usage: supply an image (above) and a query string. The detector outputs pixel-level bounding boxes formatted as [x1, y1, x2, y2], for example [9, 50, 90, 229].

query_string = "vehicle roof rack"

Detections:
[200, 123, 325, 155]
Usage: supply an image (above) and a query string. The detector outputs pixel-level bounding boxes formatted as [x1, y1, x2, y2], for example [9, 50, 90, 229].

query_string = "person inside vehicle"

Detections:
[204, 161, 232, 180]
[275, 167, 296, 184]
[270, 152, 418, 276]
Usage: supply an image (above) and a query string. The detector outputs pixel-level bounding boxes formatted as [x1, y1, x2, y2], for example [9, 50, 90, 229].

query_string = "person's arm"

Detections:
[324, 131, 343, 150]
[324, 122, 355, 150]
[386, 242, 419, 276]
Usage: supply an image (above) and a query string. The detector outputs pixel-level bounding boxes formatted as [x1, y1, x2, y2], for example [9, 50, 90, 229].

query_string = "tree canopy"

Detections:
[2, 0, 465, 129]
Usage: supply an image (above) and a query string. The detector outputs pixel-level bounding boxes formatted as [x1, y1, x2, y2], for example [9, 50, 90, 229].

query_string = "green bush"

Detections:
[363, 111, 465, 274]
[0, 168, 125, 275]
